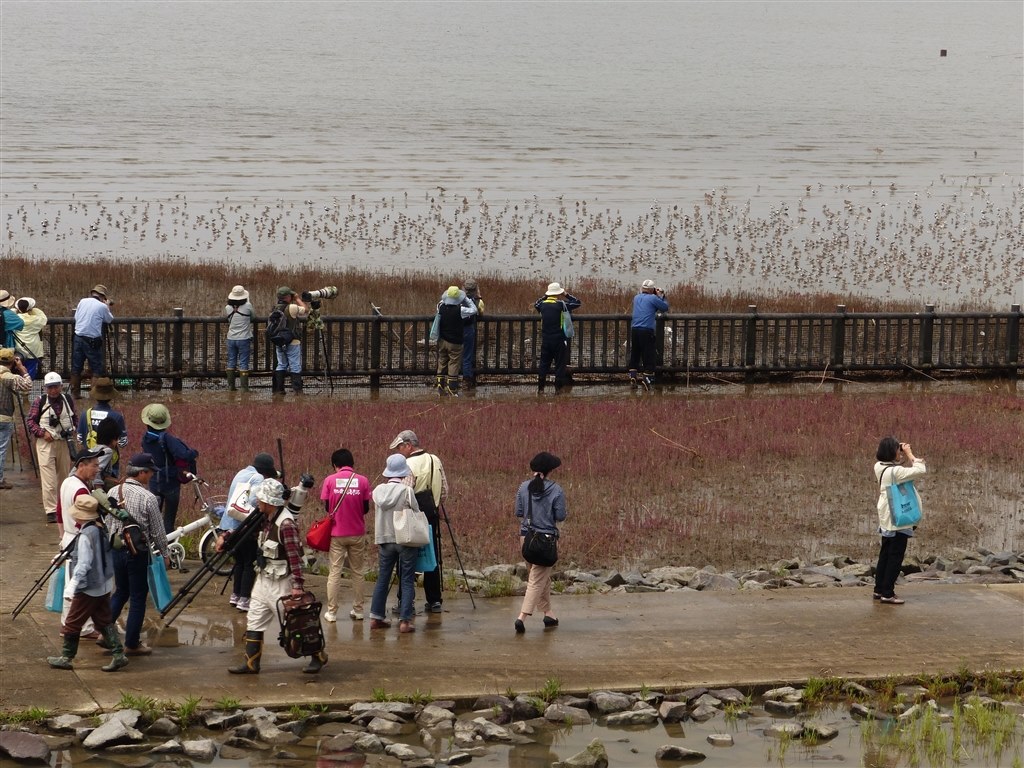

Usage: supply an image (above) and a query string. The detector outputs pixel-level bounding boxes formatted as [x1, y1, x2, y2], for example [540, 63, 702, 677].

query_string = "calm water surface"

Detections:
[2, 1, 1022, 305]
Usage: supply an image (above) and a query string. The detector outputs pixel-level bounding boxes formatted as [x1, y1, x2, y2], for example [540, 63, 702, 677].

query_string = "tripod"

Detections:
[13, 391, 38, 477]
[307, 306, 333, 392]
[438, 502, 475, 608]
[11, 535, 79, 619]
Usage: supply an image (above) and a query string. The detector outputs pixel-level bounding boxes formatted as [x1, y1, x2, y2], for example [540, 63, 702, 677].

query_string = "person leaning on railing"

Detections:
[70, 284, 114, 397]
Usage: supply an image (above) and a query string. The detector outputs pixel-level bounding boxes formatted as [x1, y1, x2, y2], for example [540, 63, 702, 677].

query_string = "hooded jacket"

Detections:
[515, 478, 567, 536]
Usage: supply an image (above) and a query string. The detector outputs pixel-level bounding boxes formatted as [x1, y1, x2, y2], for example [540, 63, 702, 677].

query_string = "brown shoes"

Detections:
[369, 618, 391, 630]
[399, 621, 415, 634]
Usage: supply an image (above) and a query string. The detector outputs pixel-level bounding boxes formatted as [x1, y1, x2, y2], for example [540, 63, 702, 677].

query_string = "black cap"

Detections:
[129, 452, 157, 470]
[253, 453, 277, 478]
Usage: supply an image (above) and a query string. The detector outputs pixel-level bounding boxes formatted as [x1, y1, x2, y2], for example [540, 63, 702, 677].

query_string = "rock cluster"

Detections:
[2, 679, 1020, 766]
[467, 548, 1024, 596]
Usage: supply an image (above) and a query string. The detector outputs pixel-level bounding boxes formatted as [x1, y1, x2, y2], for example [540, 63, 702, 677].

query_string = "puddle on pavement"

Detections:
[44, 700, 1024, 767]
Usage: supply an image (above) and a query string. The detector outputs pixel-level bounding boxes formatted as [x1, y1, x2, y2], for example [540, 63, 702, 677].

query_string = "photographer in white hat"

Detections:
[628, 279, 669, 389]
[27, 371, 78, 524]
[224, 285, 254, 391]
[533, 281, 581, 393]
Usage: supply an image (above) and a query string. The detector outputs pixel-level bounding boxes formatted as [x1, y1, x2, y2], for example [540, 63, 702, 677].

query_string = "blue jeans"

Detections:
[72, 334, 106, 375]
[462, 325, 477, 378]
[227, 338, 252, 371]
[110, 549, 151, 649]
[0, 421, 14, 483]
[275, 343, 302, 373]
[370, 543, 417, 621]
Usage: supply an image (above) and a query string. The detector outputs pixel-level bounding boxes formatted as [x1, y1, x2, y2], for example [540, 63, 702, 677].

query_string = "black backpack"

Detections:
[265, 306, 294, 347]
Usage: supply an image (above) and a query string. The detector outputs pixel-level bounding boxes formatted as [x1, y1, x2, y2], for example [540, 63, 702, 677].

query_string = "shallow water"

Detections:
[2, 1, 1022, 305]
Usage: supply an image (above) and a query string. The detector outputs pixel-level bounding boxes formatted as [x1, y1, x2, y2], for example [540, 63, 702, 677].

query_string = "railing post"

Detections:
[1009, 304, 1021, 380]
[831, 304, 847, 372]
[744, 305, 757, 381]
[920, 303, 935, 369]
[171, 308, 184, 391]
[369, 312, 382, 392]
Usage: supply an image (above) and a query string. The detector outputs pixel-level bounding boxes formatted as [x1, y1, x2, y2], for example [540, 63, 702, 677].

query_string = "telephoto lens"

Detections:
[301, 286, 338, 302]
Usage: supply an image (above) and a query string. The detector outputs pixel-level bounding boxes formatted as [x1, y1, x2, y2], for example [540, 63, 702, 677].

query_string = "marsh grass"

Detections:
[1, 254, 921, 317]
[538, 678, 563, 704]
[150, 392, 1021, 572]
[0, 706, 51, 724]
[115, 691, 161, 722]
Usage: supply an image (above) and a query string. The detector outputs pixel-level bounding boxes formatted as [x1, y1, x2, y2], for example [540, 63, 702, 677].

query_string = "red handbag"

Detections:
[305, 516, 332, 552]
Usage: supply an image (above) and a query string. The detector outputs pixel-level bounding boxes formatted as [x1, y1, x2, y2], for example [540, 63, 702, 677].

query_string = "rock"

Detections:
[353, 733, 384, 753]
[763, 686, 797, 700]
[149, 739, 183, 754]
[106, 743, 151, 754]
[0, 731, 50, 764]
[588, 691, 634, 714]
[771, 558, 801, 571]
[83, 717, 144, 749]
[544, 704, 592, 725]
[647, 566, 699, 585]
[966, 565, 992, 575]
[765, 722, 804, 738]
[554, 737, 608, 768]
[45, 714, 88, 732]
[692, 693, 722, 709]
[706, 733, 733, 747]
[851, 702, 881, 720]
[417, 704, 456, 727]
[322, 733, 359, 751]
[803, 723, 839, 741]
[689, 703, 719, 722]
[605, 708, 658, 726]
[224, 736, 267, 750]
[688, 572, 740, 591]
[203, 709, 247, 729]
[708, 688, 745, 704]
[675, 687, 708, 704]
[513, 695, 544, 721]
[218, 745, 250, 760]
[655, 744, 708, 761]
[764, 700, 802, 716]
[255, 720, 299, 744]
[473, 694, 512, 712]
[447, 752, 474, 765]
[659, 701, 690, 722]
[145, 718, 180, 737]
[99, 709, 142, 727]
[385, 742, 431, 760]
[843, 681, 874, 699]
[604, 572, 626, 588]
[840, 563, 872, 577]
[244, 706, 278, 723]
[366, 717, 403, 736]
[182, 738, 217, 761]
[799, 572, 839, 587]
[472, 717, 513, 742]
[894, 685, 929, 703]
[481, 564, 517, 579]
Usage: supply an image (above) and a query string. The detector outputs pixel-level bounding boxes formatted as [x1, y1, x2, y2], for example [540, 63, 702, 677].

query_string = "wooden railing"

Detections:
[38, 304, 1022, 389]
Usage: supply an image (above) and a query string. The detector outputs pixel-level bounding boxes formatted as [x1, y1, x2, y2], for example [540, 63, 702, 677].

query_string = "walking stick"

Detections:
[439, 502, 476, 608]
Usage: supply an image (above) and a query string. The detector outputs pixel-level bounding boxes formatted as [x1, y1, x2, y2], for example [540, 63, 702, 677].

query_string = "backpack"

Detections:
[265, 306, 294, 347]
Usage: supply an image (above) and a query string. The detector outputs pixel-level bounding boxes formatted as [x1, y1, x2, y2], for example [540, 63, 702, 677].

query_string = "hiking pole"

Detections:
[439, 502, 475, 608]
[160, 508, 265, 627]
[11, 536, 79, 619]
[371, 303, 414, 356]
[13, 393, 38, 477]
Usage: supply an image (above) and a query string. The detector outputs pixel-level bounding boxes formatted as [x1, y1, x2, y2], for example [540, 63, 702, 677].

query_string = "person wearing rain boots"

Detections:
[224, 285, 254, 392]
[47, 494, 128, 672]
[229, 478, 327, 675]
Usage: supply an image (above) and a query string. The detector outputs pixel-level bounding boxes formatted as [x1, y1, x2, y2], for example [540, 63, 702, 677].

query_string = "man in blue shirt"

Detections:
[70, 284, 115, 396]
[629, 279, 669, 389]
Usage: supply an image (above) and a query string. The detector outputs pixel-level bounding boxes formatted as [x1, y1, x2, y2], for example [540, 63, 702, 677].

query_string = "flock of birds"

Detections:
[5, 174, 1022, 307]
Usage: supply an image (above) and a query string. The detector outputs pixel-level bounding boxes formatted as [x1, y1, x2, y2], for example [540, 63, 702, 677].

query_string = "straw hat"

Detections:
[91, 284, 109, 298]
[0, 290, 14, 309]
[71, 494, 100, 522]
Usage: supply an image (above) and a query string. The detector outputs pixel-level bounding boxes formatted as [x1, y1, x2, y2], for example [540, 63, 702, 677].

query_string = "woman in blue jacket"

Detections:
[140, 403, 199, 533]
[514, 452, 567, 634]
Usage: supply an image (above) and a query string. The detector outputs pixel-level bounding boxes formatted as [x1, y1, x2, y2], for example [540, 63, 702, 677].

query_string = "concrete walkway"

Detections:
[1, 479, 1021, 715]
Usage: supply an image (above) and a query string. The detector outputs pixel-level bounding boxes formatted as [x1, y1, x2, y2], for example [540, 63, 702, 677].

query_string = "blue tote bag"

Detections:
[148, 554, 174, 612]
[415, 525, 437, 573]
[882, 467, 923, 528]
[45, 565, 66, 613]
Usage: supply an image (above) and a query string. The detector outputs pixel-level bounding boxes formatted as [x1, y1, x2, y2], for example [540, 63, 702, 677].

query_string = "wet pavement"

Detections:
[1, 477, 1022, 716]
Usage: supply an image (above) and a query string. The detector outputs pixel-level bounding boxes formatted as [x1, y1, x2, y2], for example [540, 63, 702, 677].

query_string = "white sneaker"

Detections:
[349, 610, 363, 621]
[323, 610, 337, 623]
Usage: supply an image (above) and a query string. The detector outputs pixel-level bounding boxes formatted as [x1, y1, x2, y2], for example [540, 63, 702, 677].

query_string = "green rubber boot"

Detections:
[228, 630, 263, 674]
[101, 624, 128, 672]
[227, 369, 237, 390]
[47, 634, 80, 670]
[239, 372, 249, 391]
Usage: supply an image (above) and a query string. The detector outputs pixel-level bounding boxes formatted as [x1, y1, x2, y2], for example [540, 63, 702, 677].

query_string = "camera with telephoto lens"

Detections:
[301, 286, 338, 303]
[286, 473, 316, 514]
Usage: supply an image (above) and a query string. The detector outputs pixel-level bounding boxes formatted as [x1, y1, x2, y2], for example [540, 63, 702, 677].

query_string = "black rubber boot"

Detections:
[228, 630, 263, 674]
[290, 374, 303, 394]
[272, 371, 286, 394]
[239, 372, 249, 391]
[302, 650, 328, 674]
[47, 634, 80, 669]
[101, 624, 128, 672]
[227, 370, 237, 390]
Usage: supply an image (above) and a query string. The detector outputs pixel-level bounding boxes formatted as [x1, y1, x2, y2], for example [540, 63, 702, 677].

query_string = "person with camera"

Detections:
[628, 279, 670, 389]
[70, 284, 115, 397]
[873, 437, 926, 605]
[14, 297, 46, 381]
[0, 289, 24, 350]
[224, 285, 254, 391]
[534, 282, 581, 393]
[269, 287, 309, 395]
[140, 403, 199, 533]
[56, 447, 103, 639]
[220, 452, 278, 612]
[514, 452, 567, 634]
[28, 371, 78, 524]
[229, 477, 328, 675]
[106, 453, 170, 656]
[461, 278, 485, 389]
[431, 286, 477, 397]
[0, 348, 32, 490]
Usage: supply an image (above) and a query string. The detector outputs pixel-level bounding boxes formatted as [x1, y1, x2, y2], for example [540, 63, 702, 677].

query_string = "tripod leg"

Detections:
[317, 328, 333, 392]
[439, 504, 476, 609]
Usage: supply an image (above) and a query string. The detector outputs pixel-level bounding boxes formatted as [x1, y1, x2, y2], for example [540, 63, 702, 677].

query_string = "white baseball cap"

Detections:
[43, 372, 63, 387]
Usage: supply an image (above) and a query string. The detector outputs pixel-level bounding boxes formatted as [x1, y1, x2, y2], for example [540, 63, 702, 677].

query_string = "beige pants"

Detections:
[520, 562, 554, 616]
[245, 573, 292, 634]
[327, 535, 366, 615]
[436, 340, 463, 380]
[36, 438, 72, 517]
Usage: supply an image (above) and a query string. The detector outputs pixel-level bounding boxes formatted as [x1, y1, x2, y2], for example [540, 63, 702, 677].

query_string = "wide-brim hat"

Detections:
[16, 297, 36, 312]
[545, 282, 565, 296]
[254, 478, 286, 507]
[91, 377, 117, 400]
[0, 290, 14, 308]
[228, 285, 249, 301]
[91, 284, 109, 298]
[530, 451, 562, 475]
[388, 430, 418, 450]
[382, 453, 411, 478]
[71, 494, 100, 522]
[0, 348, 14, 364]
[141, 403, 171, 429]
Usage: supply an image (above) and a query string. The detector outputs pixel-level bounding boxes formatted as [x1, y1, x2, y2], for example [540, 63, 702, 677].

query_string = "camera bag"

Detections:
[276, 591, 325, 658]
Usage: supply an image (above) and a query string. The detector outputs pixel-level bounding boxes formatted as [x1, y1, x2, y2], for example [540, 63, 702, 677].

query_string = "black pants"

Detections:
[628, 327, 658, 374]
[231, 532, 259, 600]
[396, 501, 444, 607]
[538, 335, 569, 389]
[874, 533, 908, 597]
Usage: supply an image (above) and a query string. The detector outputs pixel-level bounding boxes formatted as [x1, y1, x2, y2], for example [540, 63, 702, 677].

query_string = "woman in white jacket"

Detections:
[368, 454, 421, 634]
[873, 436, 926, 604]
